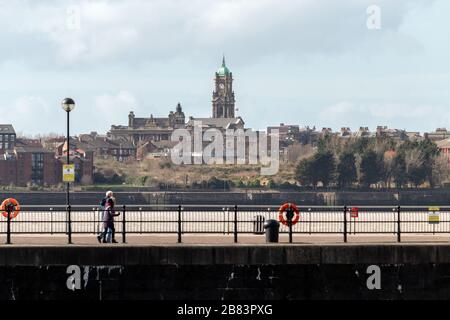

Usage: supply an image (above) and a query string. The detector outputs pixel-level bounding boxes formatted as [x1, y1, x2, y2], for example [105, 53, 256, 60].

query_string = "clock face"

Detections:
[219, 83, 225, 90]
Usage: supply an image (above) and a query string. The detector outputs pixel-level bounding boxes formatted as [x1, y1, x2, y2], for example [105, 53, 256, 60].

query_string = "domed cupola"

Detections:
[217, 56, 231, 76]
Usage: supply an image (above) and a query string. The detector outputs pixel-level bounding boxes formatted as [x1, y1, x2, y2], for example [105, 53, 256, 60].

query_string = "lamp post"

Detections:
[61, 98, 75, 244]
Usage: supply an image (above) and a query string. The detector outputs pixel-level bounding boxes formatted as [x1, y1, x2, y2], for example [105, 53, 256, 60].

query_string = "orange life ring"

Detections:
[278, 202, 300, 226]
[1, 198, 20, 219]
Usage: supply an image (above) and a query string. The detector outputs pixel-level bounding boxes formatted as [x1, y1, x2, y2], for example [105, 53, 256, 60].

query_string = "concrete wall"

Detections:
[2, 190, 450, 206]
[1, 244, 450, 300]
[0, 191, 324, 206]
[3, 244, 450, 266]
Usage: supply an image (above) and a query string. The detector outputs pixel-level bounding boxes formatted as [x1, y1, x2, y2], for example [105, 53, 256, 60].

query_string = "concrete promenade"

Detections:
[0, 233, 449, 245]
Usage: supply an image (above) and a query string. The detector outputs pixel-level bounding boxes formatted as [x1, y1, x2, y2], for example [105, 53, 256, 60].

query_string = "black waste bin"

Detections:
[263, 219, 280, 243]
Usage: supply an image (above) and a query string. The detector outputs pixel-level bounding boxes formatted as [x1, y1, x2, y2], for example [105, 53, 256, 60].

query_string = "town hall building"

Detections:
[108, 57, 245, 149]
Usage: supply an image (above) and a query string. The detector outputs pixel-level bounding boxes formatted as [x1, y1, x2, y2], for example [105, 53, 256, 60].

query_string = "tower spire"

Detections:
[213, 55, 235, 118]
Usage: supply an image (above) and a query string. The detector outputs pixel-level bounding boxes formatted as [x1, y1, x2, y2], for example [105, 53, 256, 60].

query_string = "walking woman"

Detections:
[97, 190, 114, 243]
[103, 198, 120, 243]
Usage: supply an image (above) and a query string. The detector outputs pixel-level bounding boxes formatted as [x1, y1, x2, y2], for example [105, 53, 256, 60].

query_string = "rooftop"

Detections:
[0, 124, 15, 134]
[436, 139, 450, 149]
[186, 117, 244, 129]
[14, 138, 52, 153]
[217, 56, 231, 77]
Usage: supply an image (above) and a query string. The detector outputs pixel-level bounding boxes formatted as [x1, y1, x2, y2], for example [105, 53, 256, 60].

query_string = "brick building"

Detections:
[0, 124, 16, 154]
[0, 124, 94, 186]
[425, 128, 450, 141]
[108, 103, 186, 146]
[436, 139, 450, 166]
[0, 131, 59, 186]
[267, 123, 300, 146]
[136, 140, 178, 160]
[74, 132, 135, 161]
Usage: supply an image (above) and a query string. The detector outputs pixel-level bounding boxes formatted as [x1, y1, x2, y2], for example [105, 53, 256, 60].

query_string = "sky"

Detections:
[0, 0, 449, 136]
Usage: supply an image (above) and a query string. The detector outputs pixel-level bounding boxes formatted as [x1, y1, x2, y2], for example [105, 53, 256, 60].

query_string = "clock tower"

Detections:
[212, 56, 235, 118]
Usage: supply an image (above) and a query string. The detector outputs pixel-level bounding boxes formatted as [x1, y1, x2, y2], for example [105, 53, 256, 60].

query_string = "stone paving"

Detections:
[1, 233, 449, 245]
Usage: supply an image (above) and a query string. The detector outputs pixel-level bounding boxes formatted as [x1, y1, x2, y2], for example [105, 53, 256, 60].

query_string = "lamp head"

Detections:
[61, 98, 75, 112]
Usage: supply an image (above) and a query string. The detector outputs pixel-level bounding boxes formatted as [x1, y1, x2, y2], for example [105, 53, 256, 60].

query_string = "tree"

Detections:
[337, 152, 357, 188]
[392, 154, 407, 188]
[296, 158, 317, 188]
[317, 133, 341, 155]
[296, 151, 336, 188]
[349, 137, 371, 154]
[432, 154, 450, 187]
[313, 151, 336, 187]
[418, 139, 439, 187]
[359, 150, 382, 187]
[408, 164, 427, 188]
[286, 143, 314, 163]
[298, 136, 446, 189]
[404, 148, 426, 188]
[382, 150, 396, 187]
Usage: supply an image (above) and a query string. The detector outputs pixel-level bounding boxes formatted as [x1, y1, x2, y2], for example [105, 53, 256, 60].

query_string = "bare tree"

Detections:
[382, 150, 396, 188]
[287, 143, 315, 163]
[404, 148, 426, 187]
[432, 154, 450, 187]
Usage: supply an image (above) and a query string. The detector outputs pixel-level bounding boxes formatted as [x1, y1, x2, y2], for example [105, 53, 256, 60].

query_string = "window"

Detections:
[31, 153, 44, 185]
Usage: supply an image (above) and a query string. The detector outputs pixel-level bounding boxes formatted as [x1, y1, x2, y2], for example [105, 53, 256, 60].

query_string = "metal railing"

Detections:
[1, 205, 449, 244]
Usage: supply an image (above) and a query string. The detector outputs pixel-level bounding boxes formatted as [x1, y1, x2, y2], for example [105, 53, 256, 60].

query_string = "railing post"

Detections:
[397, 205, 401, 243]
[288, 221, 293, 244]
[308, 208, 312, 235]
[92, 208, 96, 234]
[234, 205, 238, 243]
[284, 204, 294, 243]
[122, 205, 126, 244]
[6, 206, 11, 245]
[67, 205, 72, 244]
[178, 205, 182, 243]
[50, 208, 53, 235]
[343, 205, 347, 243]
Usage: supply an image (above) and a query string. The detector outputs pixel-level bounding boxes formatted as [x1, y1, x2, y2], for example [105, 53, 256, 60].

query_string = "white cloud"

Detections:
[13, 96, 50, 115]
[0, 0, 435, 66]
[0, 0, 448, 136]
[93, 90, 138, 124]
[322, 102, 433, 120]
[0, 92, 138, 136]
[0, 96, 54, 135]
